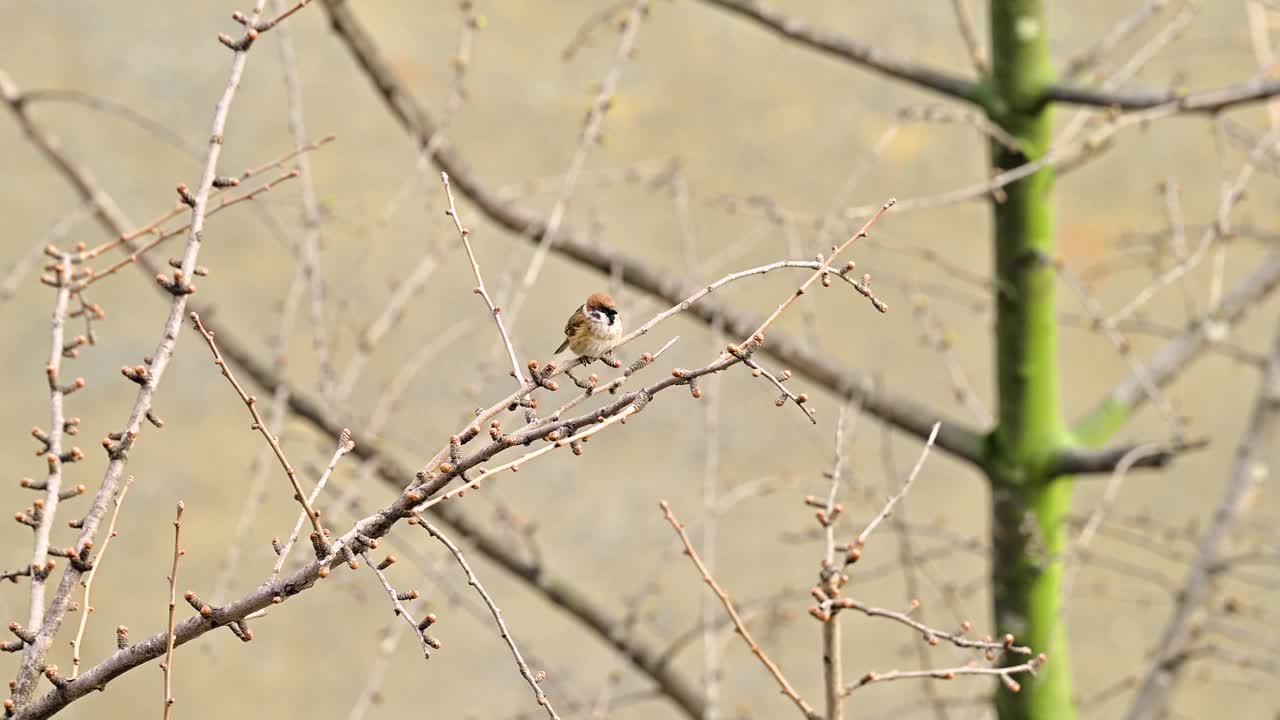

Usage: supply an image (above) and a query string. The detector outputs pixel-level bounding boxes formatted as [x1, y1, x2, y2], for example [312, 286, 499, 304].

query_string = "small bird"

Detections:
[556, 292, 622, 360]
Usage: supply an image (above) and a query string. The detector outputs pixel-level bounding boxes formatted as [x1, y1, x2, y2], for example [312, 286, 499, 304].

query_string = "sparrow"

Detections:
[556, 292, 622, 360]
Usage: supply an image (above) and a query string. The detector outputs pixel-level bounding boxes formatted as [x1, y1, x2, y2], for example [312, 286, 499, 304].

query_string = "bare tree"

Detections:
[2, 2, 1278, 720]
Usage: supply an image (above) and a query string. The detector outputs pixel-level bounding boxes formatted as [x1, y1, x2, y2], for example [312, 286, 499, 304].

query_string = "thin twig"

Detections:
[418, 517, 559, 719]
[660, 500, 820, 720]
[876, 415, 951, 720]
[829, 597, 1033, 656]
[190, 312, 328, 548]
[273, 0, 335, 400]
[1125, 320, 1280, 720]
[69, 477, 133, 679]
[1062, 445, 1166, 603]
[413, 404, 641, 514]
[163, 501, 185, 720]
[1062, 0, 1170, 80]
[360, 551, 435, 658]
[271, 429, 356, 579]
[850, 422, 940, 553]
[846, 656, 1047, 694]
[440, 171, 525, 388]
[948, 0, 986, 74]
[744, 199, 894, 345]
[209, 265, 307, 605]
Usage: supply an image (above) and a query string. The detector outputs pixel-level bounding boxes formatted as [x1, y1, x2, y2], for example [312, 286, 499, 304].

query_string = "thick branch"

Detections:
[693, 0, 981, 105]
[695, 0, 1280, 115]
[317, 0, 987, 469]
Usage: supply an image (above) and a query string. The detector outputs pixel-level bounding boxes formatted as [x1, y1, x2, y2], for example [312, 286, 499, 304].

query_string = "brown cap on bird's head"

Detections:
[585, 292, 616, 311]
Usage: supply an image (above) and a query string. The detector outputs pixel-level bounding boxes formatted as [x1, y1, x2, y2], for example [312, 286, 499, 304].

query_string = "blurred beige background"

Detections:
[1, 1, 1277, 718]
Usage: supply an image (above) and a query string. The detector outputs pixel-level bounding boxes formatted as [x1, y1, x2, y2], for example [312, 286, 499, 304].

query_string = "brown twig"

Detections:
[190, 312, 327, 551]
[413, 405, 641, 514]
[76, 168, 303, 289]
[209, 265, 308, 605]
[73, 135, 333, 266]
[417, 517, 559, 719]
[948, 0, 986, 74]
[440, 171, 525, 387]
[849, 422, 940, 555]
[69, 477, 134, 679]
[743, 199, 894, 345]
[163, 501, 185, 720]
[846, 655, 1047, 694]
[359, 551, 435, 659]
[830, 597, 1033, 656]
[660, 500, 820, 720]
[271, 429, 356, 579]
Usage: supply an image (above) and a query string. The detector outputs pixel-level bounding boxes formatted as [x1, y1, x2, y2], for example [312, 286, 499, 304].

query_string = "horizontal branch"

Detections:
[1047, 436, 1208, 478]
[1042, 76, 1280, 114]
[694, 0, 1280, 115]
[318, 0, 988, 470]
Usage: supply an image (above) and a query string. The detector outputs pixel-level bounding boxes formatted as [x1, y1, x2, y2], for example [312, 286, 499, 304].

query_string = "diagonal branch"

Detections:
[317, 0, 988, 469]
[1124, 318, 1280, 720]
[1074, 247, 1280, 442]
[203, 332, 709, 720]
[693, 0, 981, 105]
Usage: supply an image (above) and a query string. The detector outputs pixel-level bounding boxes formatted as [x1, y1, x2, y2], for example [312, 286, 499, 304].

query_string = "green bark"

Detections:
[984, 1, 1077, 717]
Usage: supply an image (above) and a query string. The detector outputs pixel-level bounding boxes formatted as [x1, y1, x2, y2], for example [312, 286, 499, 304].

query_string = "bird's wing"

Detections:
[557, 305, 584, 353]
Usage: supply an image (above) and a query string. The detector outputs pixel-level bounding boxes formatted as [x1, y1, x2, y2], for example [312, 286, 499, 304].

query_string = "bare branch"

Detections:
[850, 422, 940, 555]
[1125, 319, 1280, 720]
[417, 518, 559, 719]
[1, 0, 310, 698]
[190, 312, 329, 552]
[162, 502, 185, 720]
[660, 500, 820, 720]
[694, 0, 980, 105]
[846, 655, 1047, 694]
[360, 551, 435, 659]
[316, 0, 989, 469]
[440, 171, 525, 388]
[696, 0, 1280, 114]
[69, 477, 134, 679]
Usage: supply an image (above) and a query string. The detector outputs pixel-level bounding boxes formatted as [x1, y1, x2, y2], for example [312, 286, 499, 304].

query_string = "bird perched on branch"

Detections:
[556, 292, 622, 360]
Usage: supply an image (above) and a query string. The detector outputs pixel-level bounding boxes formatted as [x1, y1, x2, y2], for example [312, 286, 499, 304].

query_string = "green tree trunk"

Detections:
[985, 1, 1077, 717]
